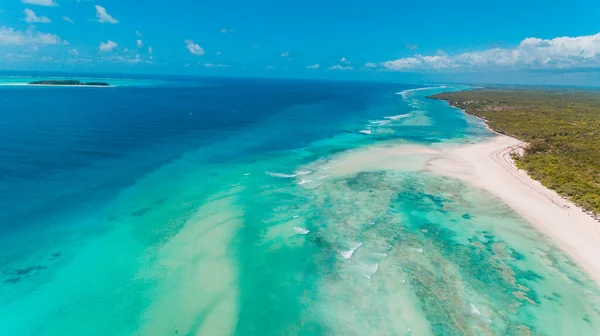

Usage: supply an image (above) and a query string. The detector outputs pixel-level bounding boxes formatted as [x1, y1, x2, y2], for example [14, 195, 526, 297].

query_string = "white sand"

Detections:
[300, 132, 600, 283]
[428, 135, 600, 284]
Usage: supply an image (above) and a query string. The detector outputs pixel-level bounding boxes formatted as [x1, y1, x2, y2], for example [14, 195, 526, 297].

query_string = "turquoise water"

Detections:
[0, 77, 599, 335]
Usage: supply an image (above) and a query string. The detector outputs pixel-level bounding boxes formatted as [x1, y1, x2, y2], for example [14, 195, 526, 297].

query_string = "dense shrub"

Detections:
[432, 89, 600, 215]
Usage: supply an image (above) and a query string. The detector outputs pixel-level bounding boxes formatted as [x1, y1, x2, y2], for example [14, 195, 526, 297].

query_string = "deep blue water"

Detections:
[0, 78, 405, 232]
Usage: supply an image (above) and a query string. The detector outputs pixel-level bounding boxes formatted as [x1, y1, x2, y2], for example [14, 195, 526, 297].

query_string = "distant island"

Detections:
[28, 80, 110, 87]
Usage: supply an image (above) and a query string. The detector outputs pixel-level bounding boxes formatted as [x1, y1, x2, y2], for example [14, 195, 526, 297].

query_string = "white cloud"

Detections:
[22, 0, 57, 6]
[329, 65, 354, 71]
[220, 28, 233, 34]
[184, 62, 229, 68]
[95, 5, 118, 24]
[148, 46, 153, 54]
[306, 64, 319, 69]
[340, 57, 350, 64]
[281, 52, 289, 57]
[136, 30, 142, 37]
[104, 53, 152, 64]
[184, 39, 204, 55]
[405, 43, 419, 50]
[364, 62, 378, 68]
[62, 16, 74, 23]
[6, 53, 33, 60]
[383, 32, 600, 71]
[216, 51, 221, 55]
[205, 63, 230, 68]
[127, 54, 149, 64]
[68, 48, 79, 55]
[0, 26, 61, 45]
[24, 9, 51, 23]
[99, 40, 117, 51]
[136, 39, 143, 48]
[265, 65, 274, 70]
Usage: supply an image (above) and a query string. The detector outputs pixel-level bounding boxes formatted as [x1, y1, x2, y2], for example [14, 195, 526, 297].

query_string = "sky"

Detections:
[1, 0, 600, 85]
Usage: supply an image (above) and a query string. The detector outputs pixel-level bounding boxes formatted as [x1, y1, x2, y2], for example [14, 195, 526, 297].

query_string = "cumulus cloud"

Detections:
[95, 5, 118, 24]
[220, 28, 233, 34]
[136, 39, 143, 48]
[127, 54, 150, 64]
[306, 64, 319, 69]
[148, 46, 153, 54]
[281, 52, 289, 57]
[204, 63, 230, 68]
[99, 40, 118, 51]
[24, 9, 51, 23]
[62, 16, 74, 23]
[383, 32, 600, 72]
[22, 0, 57, 6]
[0, 26, 61, 45]
[364, 62, 378, 68]
[184, 40, 204, 55]
[340, 57, 350, 64]
[329, 65, 354, 71]
[104, 53, 152, 64]
[405, 43, 419, 50]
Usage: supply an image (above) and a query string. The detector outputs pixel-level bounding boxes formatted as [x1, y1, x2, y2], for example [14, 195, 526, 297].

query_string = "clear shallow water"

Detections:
[0, 77, 599, 335]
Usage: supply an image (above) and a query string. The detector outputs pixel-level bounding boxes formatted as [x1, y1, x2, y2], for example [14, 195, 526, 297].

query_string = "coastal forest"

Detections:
[432, 89, 600, 215]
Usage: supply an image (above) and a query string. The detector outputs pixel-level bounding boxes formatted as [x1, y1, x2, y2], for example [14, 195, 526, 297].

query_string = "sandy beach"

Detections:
[312, 131, 600, 284]
[428, 134, 600, 284]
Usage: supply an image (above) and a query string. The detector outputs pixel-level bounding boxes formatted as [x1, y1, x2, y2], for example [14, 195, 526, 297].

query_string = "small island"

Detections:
[28, 80, 110, 87]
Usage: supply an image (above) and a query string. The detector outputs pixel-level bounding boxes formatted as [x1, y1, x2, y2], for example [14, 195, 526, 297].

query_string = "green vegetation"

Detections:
[432, 89, 600, 215]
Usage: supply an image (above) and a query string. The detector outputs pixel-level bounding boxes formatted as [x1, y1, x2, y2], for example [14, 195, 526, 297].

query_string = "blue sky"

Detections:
[1, 0, 600, 84]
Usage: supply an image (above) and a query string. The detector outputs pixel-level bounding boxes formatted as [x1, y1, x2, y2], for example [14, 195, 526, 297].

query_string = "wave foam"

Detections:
[361, 262, 379, 279]
[293, 227, 310, 235]
[266, 171, 297, 178]
[309, 182, 323, 189]
[339, 242, 363, 259]
[384, 113, 412, 121]
[396, 86, 447, 99]
[470, 303, 482, 316]
[369, 119, 391, 125]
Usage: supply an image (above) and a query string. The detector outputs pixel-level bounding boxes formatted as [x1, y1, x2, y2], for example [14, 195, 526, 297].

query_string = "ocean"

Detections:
[0, 75, 599, 335]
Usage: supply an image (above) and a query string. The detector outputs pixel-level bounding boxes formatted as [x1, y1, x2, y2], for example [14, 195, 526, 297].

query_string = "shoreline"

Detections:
[428, 134, 600, 284]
